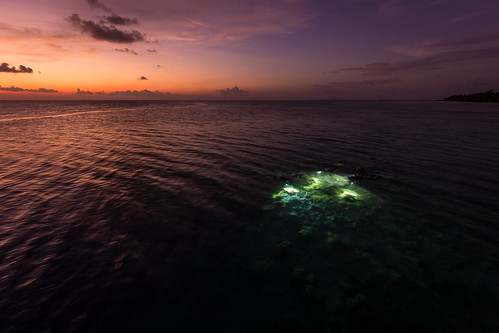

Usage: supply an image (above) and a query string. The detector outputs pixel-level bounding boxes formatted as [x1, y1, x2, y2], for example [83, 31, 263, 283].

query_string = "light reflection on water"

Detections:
[0, 100, 498, 332]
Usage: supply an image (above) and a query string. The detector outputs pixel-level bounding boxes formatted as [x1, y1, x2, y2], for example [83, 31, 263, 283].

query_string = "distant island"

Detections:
[443, 90, 499, 103]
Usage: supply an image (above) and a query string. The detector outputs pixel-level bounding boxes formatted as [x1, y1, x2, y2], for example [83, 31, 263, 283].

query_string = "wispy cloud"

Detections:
[391, 32, 499, 57]
[424, 32, 499, 49]
[113, 47, 138, 55]
[345, 0, 448, 17]
[378, 0, 406, 16]
[66, 14, 146, 43]
[310, 78, 409, 99]
[0, 62, 33, 73]
[312, 78, 396, 93]
[344, 0, 406, 16]
[0, 85, 57, 93]
[87, 0, 111, 12]
[0, 23, 43, 40]
[128, 0, 316, 44]
[339, 46, 499, 75]
[446, 9, 489, 24]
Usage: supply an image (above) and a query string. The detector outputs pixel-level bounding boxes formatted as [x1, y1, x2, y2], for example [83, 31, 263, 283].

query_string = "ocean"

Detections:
[0, 100, 498, 332]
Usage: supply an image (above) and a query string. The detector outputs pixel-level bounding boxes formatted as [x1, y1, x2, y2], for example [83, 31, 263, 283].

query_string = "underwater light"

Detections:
[339, 189, 359, 199]
[304, 176, 321, 191]
[284, 186, 299, 194]
[267, 171, 375, 214]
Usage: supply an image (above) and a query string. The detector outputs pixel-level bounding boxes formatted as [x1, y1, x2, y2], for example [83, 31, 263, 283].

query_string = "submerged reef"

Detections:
[253, 170, 460, 331]
[268, 171, 379, 224]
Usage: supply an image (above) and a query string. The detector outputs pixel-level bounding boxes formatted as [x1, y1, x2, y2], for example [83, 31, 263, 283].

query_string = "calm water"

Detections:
[0, 101, 498, 332]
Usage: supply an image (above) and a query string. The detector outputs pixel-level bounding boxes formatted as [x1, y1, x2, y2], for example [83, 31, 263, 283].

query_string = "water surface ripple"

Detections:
[0, 101, 498, 332]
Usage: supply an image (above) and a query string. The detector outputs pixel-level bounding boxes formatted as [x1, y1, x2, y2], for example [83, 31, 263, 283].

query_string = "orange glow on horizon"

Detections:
[1, 0, 498, 100]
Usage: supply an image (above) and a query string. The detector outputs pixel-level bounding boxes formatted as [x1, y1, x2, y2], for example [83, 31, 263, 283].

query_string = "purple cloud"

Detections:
[101, 14, 138, 26]
[66, 14, 146, 43]
[217, 86, 248, 95]
[0, 62, 33, 73]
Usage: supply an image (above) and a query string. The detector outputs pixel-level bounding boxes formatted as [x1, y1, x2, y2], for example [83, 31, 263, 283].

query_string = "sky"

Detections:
[1, 0, 498, 100]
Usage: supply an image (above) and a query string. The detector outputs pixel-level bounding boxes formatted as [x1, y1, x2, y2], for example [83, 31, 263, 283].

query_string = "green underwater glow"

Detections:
[255, 170, 481, 332]
[269, 171, 373, 214]
[264, 170, 382, 230]
[339, 189, 359, 199]
[283, 186, 300, 194]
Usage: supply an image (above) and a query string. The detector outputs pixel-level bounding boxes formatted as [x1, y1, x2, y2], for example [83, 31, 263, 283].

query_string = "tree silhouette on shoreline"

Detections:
[443, 90, 499, 103]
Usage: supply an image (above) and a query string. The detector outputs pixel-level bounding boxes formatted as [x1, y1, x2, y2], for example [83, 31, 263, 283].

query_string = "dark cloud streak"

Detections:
[66, 14, 145, 43]
[114, 48, 138, 55]
[87, 0, 111, 12]
[340, 46, 499, 76]
[426, 32, 499, 49]
[102, 14, 138, 26]
[0, 85, 57, 93]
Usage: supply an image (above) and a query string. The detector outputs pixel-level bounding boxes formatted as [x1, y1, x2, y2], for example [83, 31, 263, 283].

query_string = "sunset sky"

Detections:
[1, 0, 498, 100]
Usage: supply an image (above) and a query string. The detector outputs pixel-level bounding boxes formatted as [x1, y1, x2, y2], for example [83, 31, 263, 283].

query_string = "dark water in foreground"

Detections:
[0, 101, 498, 332]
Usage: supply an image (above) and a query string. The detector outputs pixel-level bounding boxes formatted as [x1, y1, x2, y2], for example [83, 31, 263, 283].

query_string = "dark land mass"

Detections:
[443, 90, 499, 103]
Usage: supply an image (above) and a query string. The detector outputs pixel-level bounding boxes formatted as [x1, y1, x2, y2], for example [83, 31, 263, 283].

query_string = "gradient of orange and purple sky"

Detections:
[1, 0, 498, 100]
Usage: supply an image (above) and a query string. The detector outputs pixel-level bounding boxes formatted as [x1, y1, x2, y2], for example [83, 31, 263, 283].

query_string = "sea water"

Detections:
[0, 100, 498, 332]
